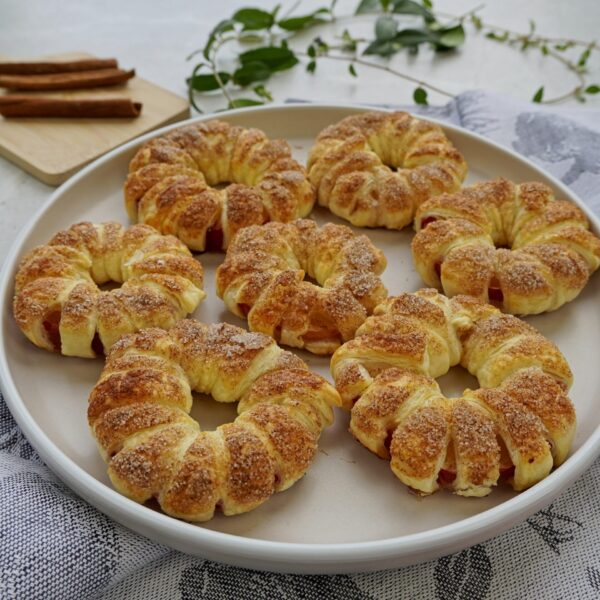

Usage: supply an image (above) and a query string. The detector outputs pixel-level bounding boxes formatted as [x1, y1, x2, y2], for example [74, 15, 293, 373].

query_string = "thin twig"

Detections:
[542, 48, 586, 104]
[187, 1, 598, 111]
[281, 0, 303, 20]
[297, 51, 455, 99]
[436, 5, 598, 49]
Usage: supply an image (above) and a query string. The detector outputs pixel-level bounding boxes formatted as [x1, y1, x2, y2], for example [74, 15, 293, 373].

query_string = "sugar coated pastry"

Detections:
[125, 119, 315, 251]
[331, 289, 576, 496]
[412, 178, 600, 314]
[88, 321, 342, 521]
[307, 111, 467, 229]
[13, 221, 205, 357]
[216, 219, 388, 355]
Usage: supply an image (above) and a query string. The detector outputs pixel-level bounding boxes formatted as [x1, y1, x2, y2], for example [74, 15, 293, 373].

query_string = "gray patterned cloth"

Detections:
[2, 90, 600, 600]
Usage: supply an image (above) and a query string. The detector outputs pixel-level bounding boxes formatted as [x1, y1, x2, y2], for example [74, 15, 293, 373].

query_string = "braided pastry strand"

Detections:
[125, 120, 315, 251]
[331, 290, 576, 496]
[88, 321, 341, 521]
[13, 222, 205, 357]
[412, 179, 600, 314]
[216, 219, 388, 355]
[307, 111, 467, 229]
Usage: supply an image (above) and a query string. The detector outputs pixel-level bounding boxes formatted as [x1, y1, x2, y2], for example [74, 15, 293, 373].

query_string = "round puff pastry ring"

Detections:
[412, 178, 600, 314]
[125, 119, 315, 252]
[216, 219, 388, 355]
[13, 221, 205, 357]
[330, 289, 576, 497]
[88, 320, 342, 521]
[307, 111, 467, 229]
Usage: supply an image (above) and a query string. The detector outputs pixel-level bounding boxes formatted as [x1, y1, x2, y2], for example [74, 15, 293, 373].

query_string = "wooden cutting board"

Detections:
[0, 52, 190, 185]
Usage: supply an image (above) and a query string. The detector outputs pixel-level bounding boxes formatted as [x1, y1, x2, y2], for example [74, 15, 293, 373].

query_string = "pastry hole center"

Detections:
[98, 281, 121, 292]
[435, 368, 479, 399]
[189, 393, 239, 430]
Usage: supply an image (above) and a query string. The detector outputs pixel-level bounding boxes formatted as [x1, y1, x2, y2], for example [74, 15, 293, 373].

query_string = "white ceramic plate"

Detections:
[1, 104, 599, 574]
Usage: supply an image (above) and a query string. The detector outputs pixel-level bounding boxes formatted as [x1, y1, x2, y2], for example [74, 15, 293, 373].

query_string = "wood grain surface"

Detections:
[0, 52, 189, 185]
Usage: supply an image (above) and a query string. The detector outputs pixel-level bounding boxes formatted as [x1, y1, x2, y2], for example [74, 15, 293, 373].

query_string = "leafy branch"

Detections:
[463, 10, 598, 103]
[186, 0, 600, 111]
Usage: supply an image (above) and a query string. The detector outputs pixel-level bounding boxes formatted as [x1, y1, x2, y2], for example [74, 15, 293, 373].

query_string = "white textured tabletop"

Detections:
[1, 0, 599, 260]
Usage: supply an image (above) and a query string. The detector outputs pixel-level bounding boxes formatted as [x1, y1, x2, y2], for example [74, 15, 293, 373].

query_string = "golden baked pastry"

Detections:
[412, 179, 600, 314]
[216, 219, 388, 355]
[88, 320, 342, 521]
[13, 221, 205, 357]
[331, 289, 576, 496]
[125, 119, 315, 251]
[307, 111, 467, 229]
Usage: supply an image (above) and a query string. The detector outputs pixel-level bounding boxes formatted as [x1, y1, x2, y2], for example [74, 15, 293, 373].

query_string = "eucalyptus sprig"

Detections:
[186, 0, 599, 112]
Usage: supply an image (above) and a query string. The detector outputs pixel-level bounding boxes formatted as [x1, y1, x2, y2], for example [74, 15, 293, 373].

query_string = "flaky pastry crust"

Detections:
[216, 219, 388, 354]
[331, 289, 576, 496]
[412, 179, 600, 314]
[13, 221, 205, 357]
[125, 120, 315, 251]
[307, 111, 467, 229]
[88, 320, 342, 521]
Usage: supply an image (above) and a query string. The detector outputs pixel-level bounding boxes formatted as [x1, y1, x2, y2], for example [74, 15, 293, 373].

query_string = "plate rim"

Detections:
[2, 102, 599, 572]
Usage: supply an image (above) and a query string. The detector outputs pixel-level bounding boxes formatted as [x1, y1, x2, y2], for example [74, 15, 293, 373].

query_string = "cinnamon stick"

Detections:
[0, 68, 135, 91]
[0, 97, 142, 118]
[0, 58, 118, 75]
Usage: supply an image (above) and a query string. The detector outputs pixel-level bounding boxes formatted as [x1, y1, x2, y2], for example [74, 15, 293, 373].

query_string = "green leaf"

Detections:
[233, 8, 274, 31]
[307, 44, 317, 58]
[585, 84, 600, 94]
[278, 8, 329, 31]
[348, 63, 358, 77]
[253, 84, 273, 100]
[239, 46, 299, 72]
[363, 39, 399, 56]
[578, 47, 592, 68]
[203, 19, 235, 60]
[532, 86, 544, 103]
[380, 0, 391, 10]
[355, 0, 380, 14]
[437, 24, 465, 49]
[306, 60, 317, 73]
[313, 37, 330, 52]
[486, 31, 509, 42]
[541, 44, 549, 55]
[422, 0, 432, 8]
[187, 71, 231, 91]
[232, 61, 272, 86]
[341, 28, 358, 51]
[395, 28, 435, 46]
[413, 87, 428, 105]
[554, 41, 574, 52]
[228, 98, 265, 109]
[391, 0, 434, 23]
[470, 14, 482, 29]
[375, 15, 398, 40]
[238, 33, 265, 43]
